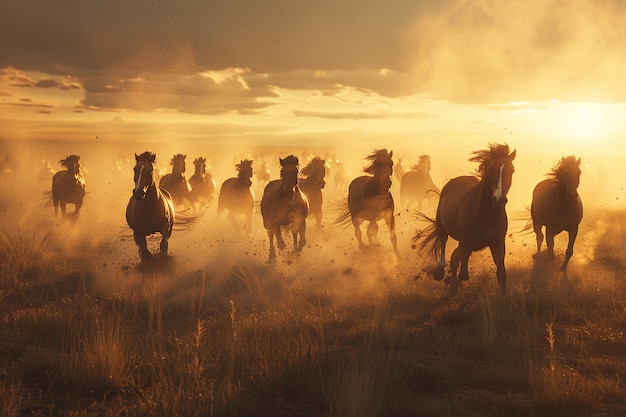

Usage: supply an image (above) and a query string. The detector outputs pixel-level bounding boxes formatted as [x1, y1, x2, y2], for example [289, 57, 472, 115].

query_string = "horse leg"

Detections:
[245, 212, 252, 235]
[490, 243, 507, 294]
[267, 229, 276, 261]
[533, 222, 544, 255]
[74, 200, 83, 217]
[560, 227, 578, 272]
[367, 221, 379, 246]
[545, 227, 556, 260]
[159, 233, 169, 256]
[53, 198, 59, 215]
[275, 226, 286, 250]
[384, 214, 399, 254]
[60, 201, 67, 216]
[352, 217, 365, 249]
[134, 231, 151, 260]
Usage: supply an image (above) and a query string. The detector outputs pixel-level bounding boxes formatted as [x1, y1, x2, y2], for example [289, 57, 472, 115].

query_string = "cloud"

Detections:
[407, 0, 626, 102]
[1, 0, 625, 107]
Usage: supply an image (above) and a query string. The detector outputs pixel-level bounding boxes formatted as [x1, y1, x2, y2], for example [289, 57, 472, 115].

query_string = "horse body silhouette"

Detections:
[299, 157, 326, 230]
[400, 155, 440, 211]
[255, 160, 271, 195]
[126, 152, 175, 260]
[339, 149, 398, 254]
[217, 159, 255, 234]
[159, 154, 192, 207]
[417, 143, 516, 293]
[530, 156, 583, 272]
[189, 157, 216, 210]
[261, 155, 309, 261]
[52, 155, 86, 217]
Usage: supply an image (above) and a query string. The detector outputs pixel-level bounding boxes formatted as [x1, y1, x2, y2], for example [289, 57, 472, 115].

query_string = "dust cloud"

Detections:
[0, 137, 621, 298]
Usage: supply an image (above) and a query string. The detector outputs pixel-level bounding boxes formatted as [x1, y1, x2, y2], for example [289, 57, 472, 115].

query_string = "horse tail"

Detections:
[332, 198, 352, 228]
[510, 205, 534, 234]
[412, 211, 443, 260]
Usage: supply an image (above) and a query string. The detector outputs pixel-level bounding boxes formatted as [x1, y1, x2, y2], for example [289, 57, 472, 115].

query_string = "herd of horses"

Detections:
[50, 143, 583, 293]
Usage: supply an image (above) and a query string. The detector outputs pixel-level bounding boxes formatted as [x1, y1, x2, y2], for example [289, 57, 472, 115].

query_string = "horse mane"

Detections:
[170, 154, 186, 165]
[546, 155, 579, 180]
[281, 155, 299, 166]
[469, 143, 511, 177]
[363, 149, 392, 174]
[236, 159, 253, 173]
[136, 151, 156, 163]
[301, 157, 324, 176]
[59, 154, 80, 168]
[410, 155, 430, 171]
[193, 157, 206, 164]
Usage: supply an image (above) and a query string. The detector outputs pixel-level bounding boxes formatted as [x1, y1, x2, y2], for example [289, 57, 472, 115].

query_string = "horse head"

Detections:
[365, 149, 393, 191]
[171, 154, 187, 177]
[60, 155, 81, 178]
[302, 157, 326, 189]
[279, 155, 300, 194]
[471, 143, 516, 209]
[133, 152, 157, 200]
[193, 157, 207, 177]
[236, 159, 254, 187]
[556, 156, 581, 202]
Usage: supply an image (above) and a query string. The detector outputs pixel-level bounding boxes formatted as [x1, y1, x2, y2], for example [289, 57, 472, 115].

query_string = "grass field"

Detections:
[1, 198, 625, 417]
[1, 140, 625, 416]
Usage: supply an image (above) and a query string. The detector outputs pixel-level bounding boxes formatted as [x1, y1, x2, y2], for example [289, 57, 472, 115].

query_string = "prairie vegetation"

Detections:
[1, 206, 626, 416]
[1, 141, 625, 416]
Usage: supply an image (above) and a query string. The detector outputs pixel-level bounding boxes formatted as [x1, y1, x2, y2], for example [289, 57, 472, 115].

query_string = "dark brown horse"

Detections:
[189, 156, 216, 211]
[400, 154, 440, 211]
[299, 157, 326, 230]
[52, 155, 86, 217]
[159, 154, 192, 207]
[416, 143, 516, 293]
[530, 155, 583, 272]
[338, 149, 398, 254]
[126, 152, 175, 260]
[217, 159, 255, 234]
[261, 155, 309, 261]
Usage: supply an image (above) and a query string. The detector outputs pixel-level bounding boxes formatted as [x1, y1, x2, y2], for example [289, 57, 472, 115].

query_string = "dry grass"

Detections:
[1, 208, 626, 417]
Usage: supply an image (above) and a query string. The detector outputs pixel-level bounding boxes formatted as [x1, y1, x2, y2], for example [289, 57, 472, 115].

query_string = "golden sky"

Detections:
[1, 0, 626, 158]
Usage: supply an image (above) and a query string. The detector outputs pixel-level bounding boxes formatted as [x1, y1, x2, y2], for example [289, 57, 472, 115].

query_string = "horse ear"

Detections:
[509, 149, 517, 161]
[279, 157, 284, 165]
[576, 157, 581, 166]
[389, 150, 393, 158]
[135, 153, 140, 161]
[150, 154, 156, 163]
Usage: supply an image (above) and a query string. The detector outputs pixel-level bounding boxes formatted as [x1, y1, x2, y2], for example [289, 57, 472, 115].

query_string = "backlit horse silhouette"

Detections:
[126, 152, 175, 260]
[159, 154, 192, 207]
[217, 159, 255, 234]
[400, 155, 440, 211]
[189, 156, 216, 211]
[299, 157, 326, 230]
[337, 149, 398, 254]
[529, 155, 583, 272]
[261, 155, 309, 261]
[52, 155, 86, 217]
[416, 143, 516, 293]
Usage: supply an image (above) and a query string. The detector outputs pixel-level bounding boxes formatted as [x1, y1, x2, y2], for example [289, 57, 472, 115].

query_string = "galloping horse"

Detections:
[530, 155, 583, 272]
[159, 154, 192, 207]
[400, 155, 440, 211]
[217, 159, 255, 234]
[189, 156, 216, 210]
[338, 149, 398, 254]
[52, 155, 86, 217]
[261, 155, 309, 261]
[299, 157, 326, 230]
[416, 143, 516, 293]
[126, 152, 175, 260]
